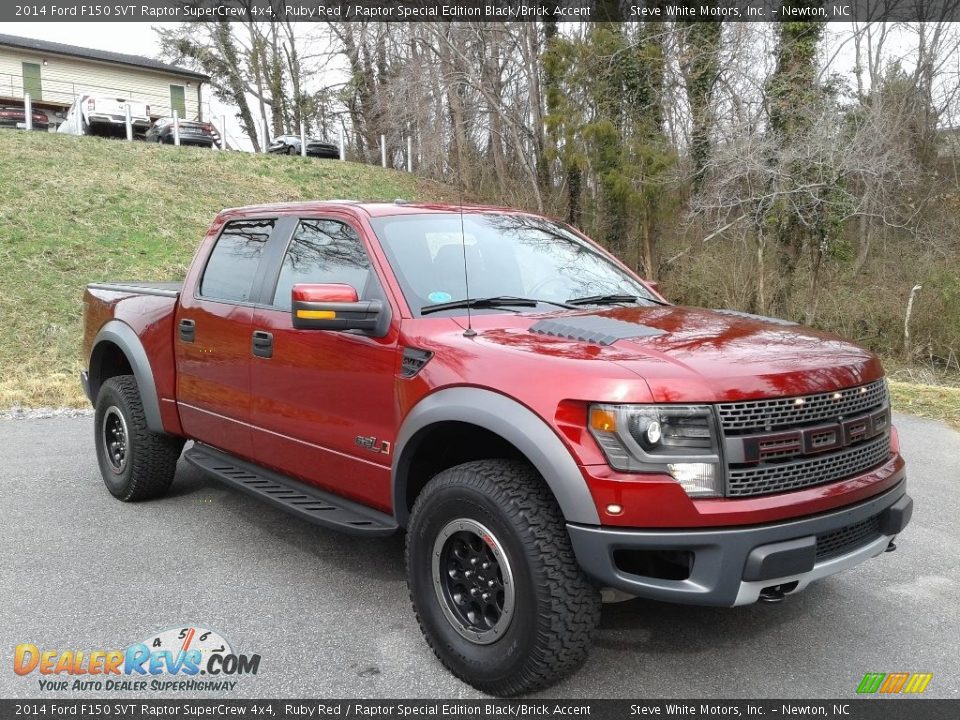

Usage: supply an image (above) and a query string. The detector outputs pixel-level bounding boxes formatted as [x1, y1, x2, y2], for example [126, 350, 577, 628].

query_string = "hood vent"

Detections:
[529, 316, 664, 346]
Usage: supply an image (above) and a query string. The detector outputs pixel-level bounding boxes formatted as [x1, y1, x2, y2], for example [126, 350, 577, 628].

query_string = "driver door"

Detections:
[248, 216, 399, 512]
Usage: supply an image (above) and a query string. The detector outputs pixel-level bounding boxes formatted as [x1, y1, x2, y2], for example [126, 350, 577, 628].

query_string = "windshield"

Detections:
[369, 213, 657, 317]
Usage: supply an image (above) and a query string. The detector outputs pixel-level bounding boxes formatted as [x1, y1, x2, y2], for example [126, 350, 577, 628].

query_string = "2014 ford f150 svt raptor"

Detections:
[82, 201, 913, 696]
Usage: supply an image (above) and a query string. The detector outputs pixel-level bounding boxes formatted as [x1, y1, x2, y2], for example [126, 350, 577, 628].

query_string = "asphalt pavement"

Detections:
[1, 413, 957, 699]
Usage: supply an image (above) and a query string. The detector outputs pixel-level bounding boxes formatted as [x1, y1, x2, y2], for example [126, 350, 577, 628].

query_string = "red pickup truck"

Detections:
[82, 201, 912, 696]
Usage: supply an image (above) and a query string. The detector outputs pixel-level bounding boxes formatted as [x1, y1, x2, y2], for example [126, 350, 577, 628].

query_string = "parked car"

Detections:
[81, 202, 911, 696]
[145, 117, 217, 148]
[267, 134, 338, 158]
[0, 103, 49, 131]
[57, 94, 150, 137]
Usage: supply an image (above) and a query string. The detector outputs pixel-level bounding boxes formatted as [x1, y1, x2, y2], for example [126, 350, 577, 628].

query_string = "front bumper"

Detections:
[568, 481, 912, 607]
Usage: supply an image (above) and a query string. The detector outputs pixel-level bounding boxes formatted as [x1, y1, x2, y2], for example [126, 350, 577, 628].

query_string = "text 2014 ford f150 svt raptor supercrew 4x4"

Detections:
[81, 201, 912, 696]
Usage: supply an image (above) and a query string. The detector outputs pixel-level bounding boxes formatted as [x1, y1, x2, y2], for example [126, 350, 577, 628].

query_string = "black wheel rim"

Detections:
[432, 519, 515, 644]
[102, 406, 129, 474]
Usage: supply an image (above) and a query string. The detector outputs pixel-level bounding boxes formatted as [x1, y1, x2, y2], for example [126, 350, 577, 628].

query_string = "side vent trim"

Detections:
[400, 347, 433, 378]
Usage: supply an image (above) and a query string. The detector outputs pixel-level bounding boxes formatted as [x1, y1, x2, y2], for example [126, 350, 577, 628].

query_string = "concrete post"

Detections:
[407, 135, 413, 173]
[172, 110, 180, 146]
[339, 130, 345, 161]
[300, 123, 307, 157]
[125, 104, 133, 141]
[24, 93, 32, 131]
[381, 134, 387, 168]
[220, 114, 227, 150]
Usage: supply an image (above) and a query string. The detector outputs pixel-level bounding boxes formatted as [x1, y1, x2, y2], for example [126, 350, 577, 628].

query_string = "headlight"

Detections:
[588, 404, 723, 497]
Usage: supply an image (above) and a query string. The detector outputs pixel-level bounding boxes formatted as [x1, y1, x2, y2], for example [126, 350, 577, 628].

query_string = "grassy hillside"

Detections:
[1, 131, 958, 429]
[0, 131, 455, 408]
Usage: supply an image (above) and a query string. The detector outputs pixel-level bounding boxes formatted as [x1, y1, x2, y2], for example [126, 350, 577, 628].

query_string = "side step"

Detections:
[184, 444, 398, 537]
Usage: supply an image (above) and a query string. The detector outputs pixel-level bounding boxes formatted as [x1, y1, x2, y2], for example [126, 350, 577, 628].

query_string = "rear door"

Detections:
[22, 62, 41, 101]
[175, 218, 285, 460]
[170, 85, 186, 118]
[248, 215, 400, 511]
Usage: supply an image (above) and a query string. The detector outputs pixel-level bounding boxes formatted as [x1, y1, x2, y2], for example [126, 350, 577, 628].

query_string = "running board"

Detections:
[184, 444, 398, 537]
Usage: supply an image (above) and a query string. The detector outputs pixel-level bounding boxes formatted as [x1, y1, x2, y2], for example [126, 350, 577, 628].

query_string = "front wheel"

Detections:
[406, 459, 601, 696]
[94, 375, 184, 501]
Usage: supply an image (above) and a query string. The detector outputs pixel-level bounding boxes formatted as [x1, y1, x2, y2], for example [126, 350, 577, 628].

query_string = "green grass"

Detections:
[889, 380, 960, 431]
[0, 131, 455, 407]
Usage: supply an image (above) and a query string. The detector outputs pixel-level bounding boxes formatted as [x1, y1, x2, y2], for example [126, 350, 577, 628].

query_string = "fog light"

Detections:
[606, 504, 623, 515]
[667, 462, 720, 497]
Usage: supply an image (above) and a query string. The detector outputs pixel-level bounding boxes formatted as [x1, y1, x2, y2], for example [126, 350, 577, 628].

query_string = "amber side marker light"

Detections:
[296, 310, 336, 320]
[589, 407, 618, 433]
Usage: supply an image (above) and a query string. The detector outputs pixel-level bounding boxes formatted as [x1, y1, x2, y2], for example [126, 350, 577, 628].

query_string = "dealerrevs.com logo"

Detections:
[13, 625, 261, 692]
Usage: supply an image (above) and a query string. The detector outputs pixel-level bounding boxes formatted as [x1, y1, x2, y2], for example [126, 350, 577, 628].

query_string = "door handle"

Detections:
[179, 318, 195, 343]
[252, 330, 273, 359]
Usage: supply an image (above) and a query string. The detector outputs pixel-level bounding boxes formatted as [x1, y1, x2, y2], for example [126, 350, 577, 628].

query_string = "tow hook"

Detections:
[759, 586, 786, 603]
[885, 537, 898, 553]
[758, 580, 798, 603]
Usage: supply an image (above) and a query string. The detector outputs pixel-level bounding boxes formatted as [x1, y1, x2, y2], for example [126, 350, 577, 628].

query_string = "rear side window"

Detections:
[272, 219, 371, 310]
[200, 219, 275, 302]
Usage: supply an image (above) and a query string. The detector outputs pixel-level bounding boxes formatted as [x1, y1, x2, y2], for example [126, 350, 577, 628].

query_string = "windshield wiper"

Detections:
[566, 293, 668, 307]
[421, 296, 539, 315]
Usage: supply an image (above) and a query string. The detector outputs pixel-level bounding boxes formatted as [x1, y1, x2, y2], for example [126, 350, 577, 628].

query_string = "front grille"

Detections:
[717, 380, 888, 434]
[815, 515, 883, 561]
[727, 434, 891, 497]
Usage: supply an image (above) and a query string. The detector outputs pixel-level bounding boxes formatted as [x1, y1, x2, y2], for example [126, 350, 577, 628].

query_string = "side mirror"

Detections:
[291, 283, 383, 332]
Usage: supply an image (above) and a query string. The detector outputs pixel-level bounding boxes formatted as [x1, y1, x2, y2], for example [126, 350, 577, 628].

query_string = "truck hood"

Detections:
[465, 305, 883, 403]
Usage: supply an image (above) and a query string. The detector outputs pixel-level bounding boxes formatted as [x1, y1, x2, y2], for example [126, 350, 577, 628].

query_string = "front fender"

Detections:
[392, 387, 600, 527]
[89, 320, 164, 433]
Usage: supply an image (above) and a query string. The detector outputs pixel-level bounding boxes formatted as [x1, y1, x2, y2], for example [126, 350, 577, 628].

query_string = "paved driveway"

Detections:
[1, 414, 956, 698]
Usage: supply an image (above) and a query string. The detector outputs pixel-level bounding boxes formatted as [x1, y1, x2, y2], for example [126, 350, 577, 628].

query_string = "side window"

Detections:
[200, 219, 275, 302]
[272, 219, 371, 310]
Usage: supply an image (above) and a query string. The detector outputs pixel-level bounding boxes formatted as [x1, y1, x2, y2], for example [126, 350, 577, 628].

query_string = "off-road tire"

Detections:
[406, 459, 601, 696]
[94, 375, 184, 502]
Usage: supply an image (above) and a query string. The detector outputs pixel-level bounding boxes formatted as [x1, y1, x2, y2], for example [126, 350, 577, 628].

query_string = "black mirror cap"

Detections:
[292, 298, 385, 334]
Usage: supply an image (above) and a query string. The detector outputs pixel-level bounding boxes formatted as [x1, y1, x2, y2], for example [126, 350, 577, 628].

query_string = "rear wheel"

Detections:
[406, 459, 601, 696]
[94, 375, 184, 501]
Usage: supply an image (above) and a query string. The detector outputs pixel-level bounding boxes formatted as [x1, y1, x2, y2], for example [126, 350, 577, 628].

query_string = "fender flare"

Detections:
[89, 320, 164, 433]
[391, 387, 600, 527]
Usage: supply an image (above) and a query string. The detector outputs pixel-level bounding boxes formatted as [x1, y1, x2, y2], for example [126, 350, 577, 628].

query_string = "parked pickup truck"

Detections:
[82, 201, 912, 695]
[57, 94, 151, 137]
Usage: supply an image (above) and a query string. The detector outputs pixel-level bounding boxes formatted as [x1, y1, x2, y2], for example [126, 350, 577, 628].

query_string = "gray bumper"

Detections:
[567, 481, 912, 607]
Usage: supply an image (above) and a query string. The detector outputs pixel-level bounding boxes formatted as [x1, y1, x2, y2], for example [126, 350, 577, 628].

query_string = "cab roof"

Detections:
[218, 200, 534, 220]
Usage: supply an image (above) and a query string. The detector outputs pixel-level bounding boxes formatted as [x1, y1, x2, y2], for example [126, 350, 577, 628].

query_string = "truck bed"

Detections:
[86, 281, 182, 298]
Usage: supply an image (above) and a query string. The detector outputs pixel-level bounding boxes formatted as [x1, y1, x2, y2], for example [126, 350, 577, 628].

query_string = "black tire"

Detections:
[406, 459, 601, 696]
[287, 145, 297, 155]
[94, 375, 184, 502]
